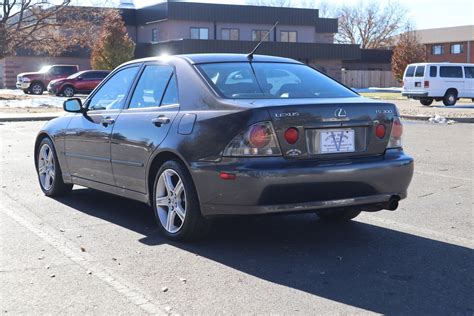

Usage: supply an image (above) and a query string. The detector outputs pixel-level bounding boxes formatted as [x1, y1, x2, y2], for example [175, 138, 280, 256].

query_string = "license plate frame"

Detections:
[319, 129, 355, 154]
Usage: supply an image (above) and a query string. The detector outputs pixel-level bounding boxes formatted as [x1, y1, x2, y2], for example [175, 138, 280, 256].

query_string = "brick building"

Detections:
[0, 0, 392, 88]
[415, 25, 474, 63]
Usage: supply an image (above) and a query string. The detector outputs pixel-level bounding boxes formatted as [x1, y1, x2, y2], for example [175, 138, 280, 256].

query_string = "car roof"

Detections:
[122, 53, 302, 67]
[407, 62, 474, 67]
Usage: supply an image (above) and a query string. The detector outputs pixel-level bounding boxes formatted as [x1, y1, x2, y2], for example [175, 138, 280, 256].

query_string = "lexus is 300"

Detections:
[35, 54, 414, 241]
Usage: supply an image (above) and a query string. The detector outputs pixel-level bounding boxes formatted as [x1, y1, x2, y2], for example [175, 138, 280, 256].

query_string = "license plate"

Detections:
[320, 129, 355, 153]
[415, 82, 421, 87]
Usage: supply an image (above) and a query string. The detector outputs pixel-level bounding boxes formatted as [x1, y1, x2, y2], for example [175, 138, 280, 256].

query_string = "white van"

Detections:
[402, 63, 474, 106]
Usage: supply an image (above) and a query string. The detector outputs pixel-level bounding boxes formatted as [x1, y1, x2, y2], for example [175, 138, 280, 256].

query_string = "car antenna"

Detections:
[247, 21, 279, 62]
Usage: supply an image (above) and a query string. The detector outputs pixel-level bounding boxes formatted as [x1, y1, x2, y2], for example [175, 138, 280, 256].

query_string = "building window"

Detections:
[190, 27, 209, 40]
[151, 28, 158, 43]
[432, 45, 444, 55]
[252, 30, 270, 41]
[450, 43, 464, 54]
[221, 28, 239, 41]
[280, 31, 297, 42]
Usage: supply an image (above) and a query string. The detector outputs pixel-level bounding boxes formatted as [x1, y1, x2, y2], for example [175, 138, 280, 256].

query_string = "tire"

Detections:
[152, 160, 210, 241]
[36, 137, 73, 196]
[316, 209, 361, 222]
[443, 89, 457, 106]
[29, 82, 44, 95]
[420, 98, 433, 106]
[62, 85, 75, 97]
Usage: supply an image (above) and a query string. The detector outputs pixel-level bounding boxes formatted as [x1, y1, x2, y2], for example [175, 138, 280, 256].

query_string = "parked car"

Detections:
[34, 54, 414, 241]
[16, 65, 79, 95]
[402, 62, 474, 106]
[47, 70, 110, 97]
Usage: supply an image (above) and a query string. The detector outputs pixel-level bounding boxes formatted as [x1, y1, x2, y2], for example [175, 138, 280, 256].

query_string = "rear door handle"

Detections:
[100, 117, 115, 127]
[152, 115, 170, 127]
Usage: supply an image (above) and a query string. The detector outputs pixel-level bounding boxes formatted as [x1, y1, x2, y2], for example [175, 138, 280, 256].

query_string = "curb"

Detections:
[400, 115, 474, 123]
[0, 115, 60, 122]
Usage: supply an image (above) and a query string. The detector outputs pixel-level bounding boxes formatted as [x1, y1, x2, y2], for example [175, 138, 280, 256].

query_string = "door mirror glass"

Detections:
[63, 98, 83, 113]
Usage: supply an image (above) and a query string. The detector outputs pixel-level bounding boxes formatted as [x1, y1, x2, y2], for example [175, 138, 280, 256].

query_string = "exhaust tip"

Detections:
[386, 196, 400, 211]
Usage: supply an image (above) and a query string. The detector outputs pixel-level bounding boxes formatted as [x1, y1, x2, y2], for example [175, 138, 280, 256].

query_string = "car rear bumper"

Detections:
[192, 149, 414, 216]
[402, 91, 428, 98]
[16, 82, 30, 89]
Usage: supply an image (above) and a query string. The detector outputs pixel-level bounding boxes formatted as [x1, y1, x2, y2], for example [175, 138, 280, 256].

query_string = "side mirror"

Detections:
[63, 98, 84, 113]
[77, 77, 83, 81]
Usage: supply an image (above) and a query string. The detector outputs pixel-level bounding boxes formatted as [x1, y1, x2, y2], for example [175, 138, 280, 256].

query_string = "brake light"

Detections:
[424, 80, 430, 88]
[387, 117, 403, 148]
[284, 127, 299, 144]
[375, 124, 386, 139]
[249, 125, 271, 148]
[223, 122, 282, 157]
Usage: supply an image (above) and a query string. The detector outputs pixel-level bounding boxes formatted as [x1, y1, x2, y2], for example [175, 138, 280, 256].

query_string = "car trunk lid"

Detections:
[250, 98, 398, 159]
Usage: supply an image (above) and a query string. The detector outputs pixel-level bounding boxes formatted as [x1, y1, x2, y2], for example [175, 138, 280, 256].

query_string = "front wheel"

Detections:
[29, 83, 44, 95]
[37, 138, 73, 196]
[420, 98, 433, 106]
[316, 209, 361, 222]
[153, 160, 210, 241]
[62, 86, 75, 97]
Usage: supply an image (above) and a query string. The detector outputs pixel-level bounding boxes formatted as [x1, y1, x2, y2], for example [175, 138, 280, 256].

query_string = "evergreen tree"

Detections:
[91, 10, 135, 70]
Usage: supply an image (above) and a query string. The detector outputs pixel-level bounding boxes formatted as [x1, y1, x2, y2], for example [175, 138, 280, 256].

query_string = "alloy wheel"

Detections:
[64, 87, 74, 97]
[155, 169, 186, 233]
[38, 144, 55, 190]
[31, 84, 43, 95]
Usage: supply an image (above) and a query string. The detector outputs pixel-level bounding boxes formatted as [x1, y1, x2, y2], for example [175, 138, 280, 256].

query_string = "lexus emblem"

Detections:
[334, 108, 347, 118]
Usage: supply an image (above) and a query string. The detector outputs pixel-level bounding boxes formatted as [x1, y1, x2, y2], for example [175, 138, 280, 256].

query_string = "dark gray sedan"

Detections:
[35, 54, 414, 241]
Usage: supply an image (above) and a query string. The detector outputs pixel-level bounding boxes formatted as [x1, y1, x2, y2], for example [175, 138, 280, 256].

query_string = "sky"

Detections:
[132, 0, 474, 30]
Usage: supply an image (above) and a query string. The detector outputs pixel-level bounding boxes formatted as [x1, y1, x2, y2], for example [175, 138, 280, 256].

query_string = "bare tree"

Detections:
[392, 24, 426, 82]
[335, 1, 407, 49]
[0, 1, 113, 59]
[0, 1, 72, 59]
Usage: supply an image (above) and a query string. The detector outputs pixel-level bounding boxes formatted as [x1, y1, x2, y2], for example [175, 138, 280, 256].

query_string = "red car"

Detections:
[47, 70, 110, 97]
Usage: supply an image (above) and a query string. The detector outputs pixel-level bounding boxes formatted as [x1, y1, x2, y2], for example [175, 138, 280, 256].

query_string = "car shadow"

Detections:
[56, 188, 473, 315]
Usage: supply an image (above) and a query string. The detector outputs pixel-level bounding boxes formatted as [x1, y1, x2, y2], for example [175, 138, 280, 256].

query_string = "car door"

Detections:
[73, 72, 91, 93]
[64, 65, 140, 185]
[110, 63, 180, 194]
[463, 66, 474, 97]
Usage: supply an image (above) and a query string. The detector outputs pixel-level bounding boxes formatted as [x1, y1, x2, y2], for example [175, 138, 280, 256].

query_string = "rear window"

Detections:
[440, 66, 463, 78]
[197, 62, 358, 99]
[414, 66, 425, 77]
[405, 66, 416, 77]
[430, 66, 437, 77]
[464, 67, 474, 79]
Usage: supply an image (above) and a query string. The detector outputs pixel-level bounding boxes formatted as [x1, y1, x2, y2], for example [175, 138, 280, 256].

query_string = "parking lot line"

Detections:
[414, 171, 472, 182]
[359, 214, 473, 249]
[0, 192, 169, 316]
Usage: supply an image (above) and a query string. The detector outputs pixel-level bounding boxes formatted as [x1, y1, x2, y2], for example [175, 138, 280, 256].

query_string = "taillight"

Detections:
[223, 122, 282, 157]
[387, 117, 403, 148]
[375, 124, 386, 139]
[424, 80, 430, 88]
[249, 125, 271, 148]
[284, 127, 299, 144]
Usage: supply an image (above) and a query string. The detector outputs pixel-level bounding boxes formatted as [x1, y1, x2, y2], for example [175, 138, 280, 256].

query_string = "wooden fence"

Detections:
[341, 70, 401, 89]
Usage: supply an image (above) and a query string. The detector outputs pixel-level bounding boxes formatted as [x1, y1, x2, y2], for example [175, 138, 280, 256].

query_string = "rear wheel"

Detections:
[443, 89, 457, 106]
[316, 209, 361, 222]
[152, 160, 210, 241]
[29, 82, 44, 95]
[36, 138, 73, 196]
[420, 98, 433, 106]
[62, 85, 75, 97]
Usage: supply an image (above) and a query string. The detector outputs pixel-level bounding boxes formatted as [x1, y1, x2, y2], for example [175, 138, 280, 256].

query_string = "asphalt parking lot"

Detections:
[0, 120, 472, 314]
